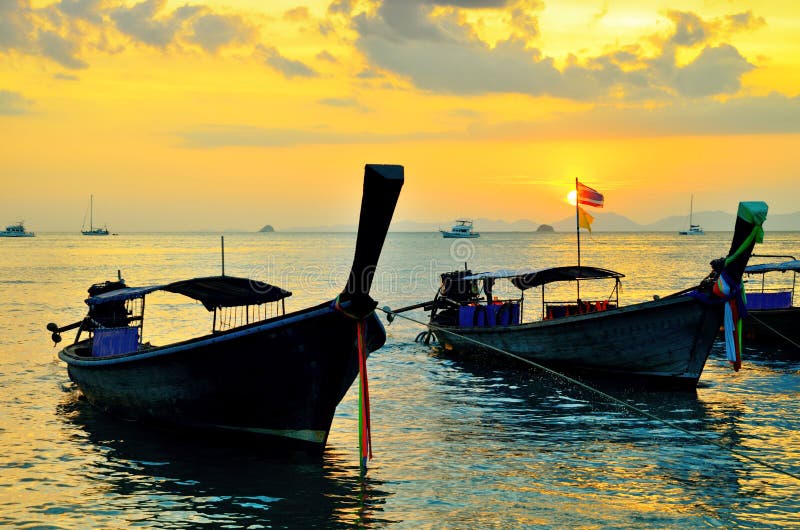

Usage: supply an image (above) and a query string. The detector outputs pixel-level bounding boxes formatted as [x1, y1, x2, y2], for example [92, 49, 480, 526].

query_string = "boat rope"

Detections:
[334, 295, 373, 475]
[747, 313, 800, 350]
[378, 307, 800, 482]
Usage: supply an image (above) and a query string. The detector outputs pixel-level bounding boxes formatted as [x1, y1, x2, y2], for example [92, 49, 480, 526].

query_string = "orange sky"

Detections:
[1, 0, 799, 231]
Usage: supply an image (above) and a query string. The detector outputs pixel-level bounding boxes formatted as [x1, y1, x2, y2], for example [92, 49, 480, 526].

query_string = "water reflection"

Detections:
[422, 347, 770, 527]
[56, 391, 394, 529]
[5, 232, 797, 528]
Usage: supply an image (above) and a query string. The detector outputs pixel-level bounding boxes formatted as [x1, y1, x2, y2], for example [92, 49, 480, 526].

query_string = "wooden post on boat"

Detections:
[221, 235, 225, 277]
[575, 177, 581, 302]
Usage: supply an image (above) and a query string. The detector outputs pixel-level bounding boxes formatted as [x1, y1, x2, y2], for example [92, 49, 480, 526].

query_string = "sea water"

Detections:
[0, 231, 798, 528]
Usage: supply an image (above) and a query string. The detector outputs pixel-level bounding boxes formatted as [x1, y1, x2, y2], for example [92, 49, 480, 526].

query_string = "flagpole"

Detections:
[575, 177, 581, 303]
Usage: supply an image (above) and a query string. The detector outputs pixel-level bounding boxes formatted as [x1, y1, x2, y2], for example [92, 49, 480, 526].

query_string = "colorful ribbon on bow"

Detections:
[334, 295, 372, 475]
[357, 319, 372, 474]
[712, 271, 748, 371]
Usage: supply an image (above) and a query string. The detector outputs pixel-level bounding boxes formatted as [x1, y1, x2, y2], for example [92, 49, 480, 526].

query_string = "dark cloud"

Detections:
[359, 0, 453, 43]
[449, 94, 800, 140]
[726, 11, 766, 32]
[177, 124, 444, 148]
[430, 0, 509, 6]
[348, 2, 761, 102]
[110, 0, 201, 48]
[327, 0, 353, 16]
[317, 97, 371, 112]
[668, 10, 710, 47]
[257, 45, 317, 78]
[447, 108, 481, 118]
[0, 90, 32, 115]
[673, 44, 754, 97]
[284, 7, 311, 22]
[1, 0, 311, 79]
[509, 4, 540, 39]
[316, 50, 337, 62]
[0, 0, 35, 50]
[528, 94, 800, 138]
[53, 72, 80, 80]
[57, 0, 104, 24]
[356, 68, 383, 79]
[187, 13, 257, 53]
[318, 97, 359, 107]
[38, 30, 88, 69]
[0, 0, 92, 68]
[177, 94, 800, 148]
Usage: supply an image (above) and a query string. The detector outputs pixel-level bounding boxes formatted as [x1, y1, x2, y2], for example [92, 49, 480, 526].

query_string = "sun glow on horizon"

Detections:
[567, 190, 577, 206]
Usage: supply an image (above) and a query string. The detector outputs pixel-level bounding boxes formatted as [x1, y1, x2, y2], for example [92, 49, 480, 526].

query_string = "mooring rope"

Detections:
[748, 313, 800, 350]
[379, 307, 800, 482]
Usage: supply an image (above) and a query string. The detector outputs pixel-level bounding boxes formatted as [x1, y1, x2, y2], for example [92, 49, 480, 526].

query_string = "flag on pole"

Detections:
[577, 181, 604, 208]
[578, 206, 594, 233]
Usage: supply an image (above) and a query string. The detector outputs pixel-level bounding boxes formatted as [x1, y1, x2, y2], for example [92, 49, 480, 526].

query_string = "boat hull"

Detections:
[743, 308, 800, 351]
[432, 295, 722, 388]
[0, 232, 35, 237]
[59, 302, 385, 452]
[440, 231, 480, 238]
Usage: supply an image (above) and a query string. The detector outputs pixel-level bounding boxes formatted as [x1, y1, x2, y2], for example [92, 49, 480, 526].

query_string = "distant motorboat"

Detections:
[679, 195, 704, 235]
[81, 195, 109, 236]
[0, 221, 35, 237]
[440, 219, 480, 238]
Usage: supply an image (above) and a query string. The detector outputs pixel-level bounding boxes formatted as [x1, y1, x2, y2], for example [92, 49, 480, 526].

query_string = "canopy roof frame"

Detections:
[85, 275, 292, 311]
[463, 265, 624, 291]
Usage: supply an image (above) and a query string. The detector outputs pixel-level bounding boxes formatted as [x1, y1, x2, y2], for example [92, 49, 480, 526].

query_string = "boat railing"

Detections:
[544, 299, 616, 320]
[213, 300, 286, 333]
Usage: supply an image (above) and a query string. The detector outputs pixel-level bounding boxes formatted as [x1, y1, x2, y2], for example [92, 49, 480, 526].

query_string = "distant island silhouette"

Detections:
[258, 225, 275, 233]
[537, 224, 555, 232]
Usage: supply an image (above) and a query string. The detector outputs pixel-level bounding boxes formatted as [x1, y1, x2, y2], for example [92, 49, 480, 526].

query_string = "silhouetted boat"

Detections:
[81, 195, 109, 236]
[0, 221, 34, 237]
[48, 164, 404, 452]
[742, 255, 799, 351]
[679, 195, 704, 235]
[394, 202, 767, 388]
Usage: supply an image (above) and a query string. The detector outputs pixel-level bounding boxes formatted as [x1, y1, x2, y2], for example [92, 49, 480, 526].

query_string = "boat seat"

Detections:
[92, 326, 139, 357]
[746, 291, 792, 310]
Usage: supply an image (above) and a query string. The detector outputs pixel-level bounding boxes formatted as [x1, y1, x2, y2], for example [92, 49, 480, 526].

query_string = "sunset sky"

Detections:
[1, 0, 799, 231]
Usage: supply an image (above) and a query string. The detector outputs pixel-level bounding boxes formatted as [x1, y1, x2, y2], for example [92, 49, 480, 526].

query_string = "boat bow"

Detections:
[339, 164, 404, 316]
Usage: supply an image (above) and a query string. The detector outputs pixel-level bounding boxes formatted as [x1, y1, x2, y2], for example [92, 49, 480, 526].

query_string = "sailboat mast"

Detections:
[689, 194, 693, 226]
[90, 194, 93, 231]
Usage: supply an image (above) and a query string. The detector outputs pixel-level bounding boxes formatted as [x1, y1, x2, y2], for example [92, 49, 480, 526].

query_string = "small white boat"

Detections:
[0, 221, 35, 237]
[679, 195, 704, 235]
[81, 195, 109, 236]
[440, 219, 480, 238]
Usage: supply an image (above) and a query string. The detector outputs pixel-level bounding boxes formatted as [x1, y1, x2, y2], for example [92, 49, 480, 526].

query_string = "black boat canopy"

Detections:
[745, 260, 800, 274]
[164, 276, 291, 310]
[85, 285, 165, 305]
[85, 275, 292, 310]
[463, 266, 624, 291]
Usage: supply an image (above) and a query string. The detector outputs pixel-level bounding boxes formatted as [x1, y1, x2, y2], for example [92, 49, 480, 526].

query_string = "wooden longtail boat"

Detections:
[47, 164, 404, 452]
[742, 255, 800, 351]
[396, 202, 767, 388]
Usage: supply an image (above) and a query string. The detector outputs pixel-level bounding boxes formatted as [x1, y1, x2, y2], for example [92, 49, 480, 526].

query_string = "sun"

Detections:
[567, 190, 577, 206]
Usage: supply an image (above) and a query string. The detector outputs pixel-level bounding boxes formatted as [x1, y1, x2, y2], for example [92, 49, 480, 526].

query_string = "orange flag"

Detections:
[578, 206, 594, 233]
